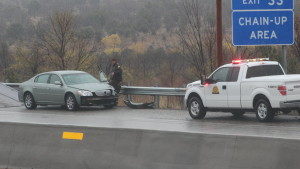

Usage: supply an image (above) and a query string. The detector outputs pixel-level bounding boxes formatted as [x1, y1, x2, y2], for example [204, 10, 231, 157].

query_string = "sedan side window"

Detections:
[35, 74, 50, 84]
[49, 74, 62, 84]
[210, 67, 230, 82]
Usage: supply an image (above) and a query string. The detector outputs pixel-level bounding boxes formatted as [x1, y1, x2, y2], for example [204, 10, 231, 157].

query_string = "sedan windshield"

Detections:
[62, 73, 100, 85]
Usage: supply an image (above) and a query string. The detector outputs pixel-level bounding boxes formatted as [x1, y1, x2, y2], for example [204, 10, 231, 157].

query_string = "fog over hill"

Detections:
[0, 0, 300, 86]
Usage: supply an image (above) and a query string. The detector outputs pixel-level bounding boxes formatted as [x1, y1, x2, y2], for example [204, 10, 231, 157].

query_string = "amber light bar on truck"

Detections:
[232, 58, 270, 64]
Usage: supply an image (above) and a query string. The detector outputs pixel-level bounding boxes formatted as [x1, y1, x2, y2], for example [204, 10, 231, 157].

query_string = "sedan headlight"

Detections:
[77, 90, 93, 96]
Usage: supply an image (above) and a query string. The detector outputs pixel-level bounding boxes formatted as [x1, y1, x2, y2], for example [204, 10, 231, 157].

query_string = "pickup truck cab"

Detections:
[185, 58, 300, 122]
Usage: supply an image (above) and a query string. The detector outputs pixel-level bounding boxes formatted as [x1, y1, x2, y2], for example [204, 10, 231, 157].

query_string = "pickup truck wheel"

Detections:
[231, 111, 245, 117]
[188, 97, 206, 119]
[255, 99, 275, 122]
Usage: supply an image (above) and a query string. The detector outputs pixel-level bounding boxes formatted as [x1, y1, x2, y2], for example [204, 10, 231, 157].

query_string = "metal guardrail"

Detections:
[3, 83, 186, 96]
[3, 83, 20, 89]
[3, 83, 186, 109]
[120, 86, 186, 96]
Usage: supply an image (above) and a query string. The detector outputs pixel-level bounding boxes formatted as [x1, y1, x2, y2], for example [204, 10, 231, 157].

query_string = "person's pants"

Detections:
[109, 80, 121, 94]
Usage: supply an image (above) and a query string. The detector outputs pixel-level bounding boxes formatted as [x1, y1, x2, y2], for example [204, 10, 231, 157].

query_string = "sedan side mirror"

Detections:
[54, 81, 63, 86]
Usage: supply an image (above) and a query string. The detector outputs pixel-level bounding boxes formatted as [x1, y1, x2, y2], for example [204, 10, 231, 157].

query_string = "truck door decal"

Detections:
[212, 86, 220, 94]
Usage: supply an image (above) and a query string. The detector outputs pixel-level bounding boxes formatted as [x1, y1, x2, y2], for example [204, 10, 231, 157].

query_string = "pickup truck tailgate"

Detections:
[286, 80, 300, 101]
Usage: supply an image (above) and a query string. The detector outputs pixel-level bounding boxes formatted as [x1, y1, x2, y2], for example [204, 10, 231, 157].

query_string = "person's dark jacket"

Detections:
[111, 63, 122, 82]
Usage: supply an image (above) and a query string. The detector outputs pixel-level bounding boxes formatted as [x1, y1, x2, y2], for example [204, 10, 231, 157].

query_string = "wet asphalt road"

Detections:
[0, 105, 300, 140]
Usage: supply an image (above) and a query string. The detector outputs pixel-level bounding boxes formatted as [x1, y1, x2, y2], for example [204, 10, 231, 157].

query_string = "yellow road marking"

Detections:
[62, 132, 84, 140]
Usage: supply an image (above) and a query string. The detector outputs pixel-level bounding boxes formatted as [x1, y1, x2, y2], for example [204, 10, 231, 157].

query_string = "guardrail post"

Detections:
[181, 84, 186, 110]
[154, 83, 159, 109]
[127, 82, 132, 102]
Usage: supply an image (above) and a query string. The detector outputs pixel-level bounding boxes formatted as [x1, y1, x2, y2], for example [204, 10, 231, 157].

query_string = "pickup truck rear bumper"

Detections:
[280, 101, 300, 109]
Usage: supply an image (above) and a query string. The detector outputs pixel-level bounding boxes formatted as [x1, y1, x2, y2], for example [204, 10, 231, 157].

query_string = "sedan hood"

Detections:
[67, 83, 113, 92]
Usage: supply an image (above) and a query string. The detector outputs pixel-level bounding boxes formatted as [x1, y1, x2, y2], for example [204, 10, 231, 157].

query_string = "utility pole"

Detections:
[216, 0, 223, 67]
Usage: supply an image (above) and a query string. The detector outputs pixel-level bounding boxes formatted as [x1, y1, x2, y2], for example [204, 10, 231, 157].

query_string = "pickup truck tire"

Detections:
[231, 111, 246, 117]
[255, 99, 275, 122]
[188, 97, 206, 119]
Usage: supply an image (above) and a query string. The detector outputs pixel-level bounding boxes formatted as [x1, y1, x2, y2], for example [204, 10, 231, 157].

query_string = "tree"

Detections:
[128, 42, 146, 54]
[203, 17, 216, 73]
[177, 0, 207, 77]
[6, 23, 24, 41]
[39, 11, 75, 70]
[293, 17, 300, 59]
[27, 0, 41, 16]
[70, 37, 98, 71]
[0, 42, 9, 80]
[78, 26, 95, 39]
[11, 41, 45, 78]
[135, 2, 162, 34]
[164, 49, 185, 86]
[101, 34, 122, 55]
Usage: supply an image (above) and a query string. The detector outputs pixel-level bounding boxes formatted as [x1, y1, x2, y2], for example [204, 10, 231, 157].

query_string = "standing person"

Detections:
[109, 58, 122, 93]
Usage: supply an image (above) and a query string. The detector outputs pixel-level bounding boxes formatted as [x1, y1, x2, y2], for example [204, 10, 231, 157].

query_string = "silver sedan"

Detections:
[18, 71, 118, 111]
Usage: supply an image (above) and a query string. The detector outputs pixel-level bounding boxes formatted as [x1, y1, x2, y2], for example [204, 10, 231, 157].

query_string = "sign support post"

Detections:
[282, 45, 288, 73]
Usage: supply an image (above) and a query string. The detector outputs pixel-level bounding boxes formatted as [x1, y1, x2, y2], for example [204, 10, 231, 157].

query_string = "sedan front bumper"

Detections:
[80, 96, 118, 106]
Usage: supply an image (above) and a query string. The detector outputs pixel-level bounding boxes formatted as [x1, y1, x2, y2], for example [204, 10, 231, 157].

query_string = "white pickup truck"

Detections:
[185, 58, 300, 122]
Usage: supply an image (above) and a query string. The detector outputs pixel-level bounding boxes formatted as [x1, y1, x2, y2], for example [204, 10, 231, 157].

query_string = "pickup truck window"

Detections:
[228, 67, 240, 82]
[211, 67, 230, 82]
[246, 65, 284, 79]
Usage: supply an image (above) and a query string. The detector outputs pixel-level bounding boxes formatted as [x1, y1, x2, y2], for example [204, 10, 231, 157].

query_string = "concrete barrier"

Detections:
[0, 84, 22, 108]
[0, 122, 300, 169]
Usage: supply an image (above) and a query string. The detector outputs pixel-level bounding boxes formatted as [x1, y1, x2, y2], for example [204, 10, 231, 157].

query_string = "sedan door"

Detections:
[47, 74, 65, 104]
[32, 74, 50, 103]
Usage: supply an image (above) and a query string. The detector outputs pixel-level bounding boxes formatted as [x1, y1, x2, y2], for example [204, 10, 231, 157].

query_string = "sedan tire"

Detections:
[24, 92, 37, 110]
[65, 94, 79, 111]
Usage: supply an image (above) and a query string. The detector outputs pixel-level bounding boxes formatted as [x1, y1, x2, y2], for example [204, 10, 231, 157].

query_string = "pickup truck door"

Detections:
[204, 67, 230, 108]
[227, 67, 242, 108]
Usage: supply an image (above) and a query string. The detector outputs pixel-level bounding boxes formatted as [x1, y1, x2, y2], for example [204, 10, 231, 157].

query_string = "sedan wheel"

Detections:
[24, 93, 37, 110]
[65, 94, 79, 111]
